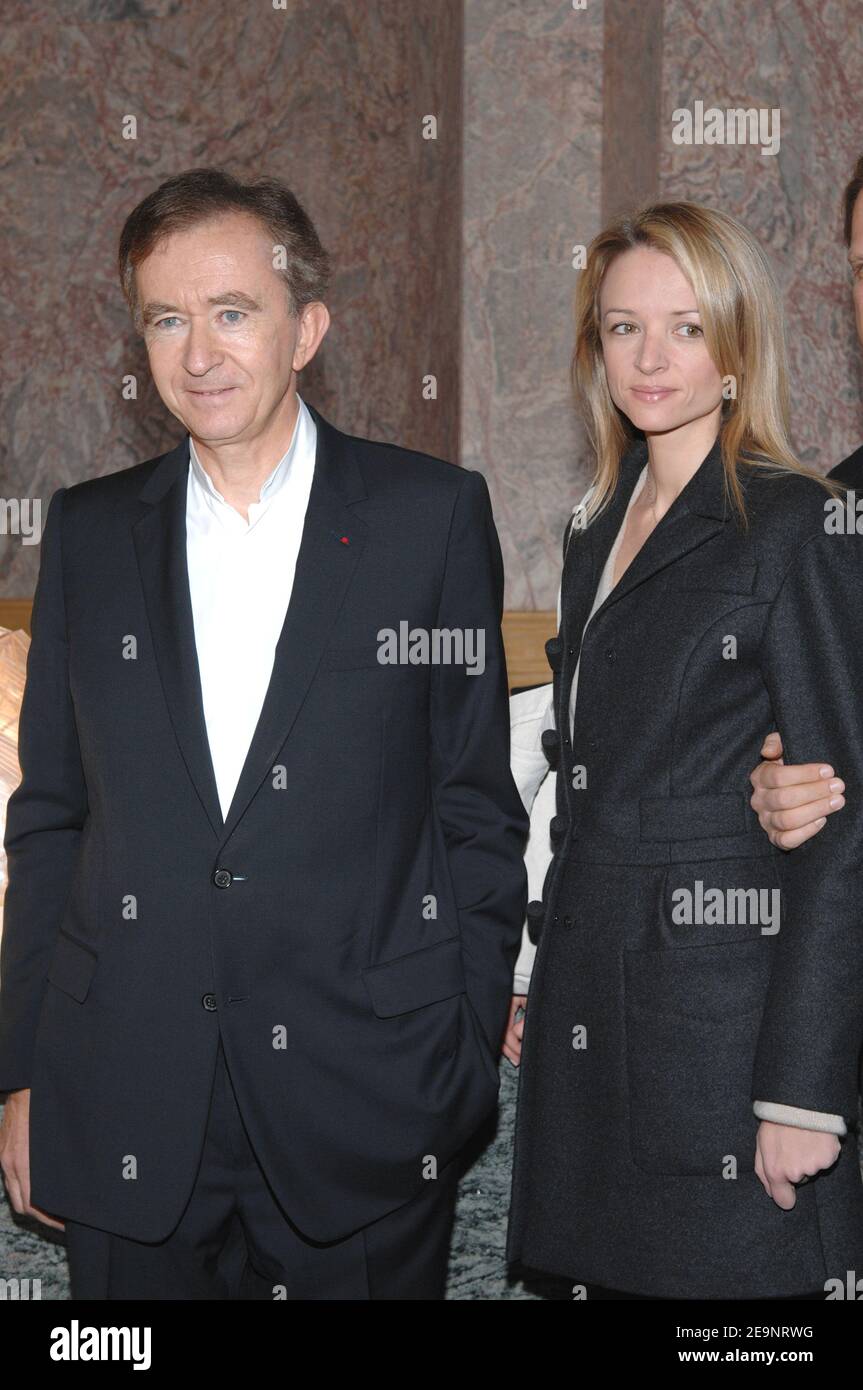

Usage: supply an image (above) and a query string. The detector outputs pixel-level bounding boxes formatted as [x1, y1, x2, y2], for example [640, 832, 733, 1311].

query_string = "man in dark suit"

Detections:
[0, 168, 529, 1299]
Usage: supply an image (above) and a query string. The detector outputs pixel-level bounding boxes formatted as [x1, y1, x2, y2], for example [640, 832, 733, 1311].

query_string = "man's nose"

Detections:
[182, 322, 223, 374]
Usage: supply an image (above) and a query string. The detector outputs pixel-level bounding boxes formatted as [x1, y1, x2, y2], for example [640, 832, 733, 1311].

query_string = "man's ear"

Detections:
[293, 301, 330, 372]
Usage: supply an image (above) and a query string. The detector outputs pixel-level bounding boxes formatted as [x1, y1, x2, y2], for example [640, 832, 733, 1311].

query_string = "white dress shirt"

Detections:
[185, 393, 317, 823]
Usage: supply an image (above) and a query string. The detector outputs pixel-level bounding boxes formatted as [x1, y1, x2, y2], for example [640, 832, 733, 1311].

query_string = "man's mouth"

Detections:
[187, 387, 236, 398]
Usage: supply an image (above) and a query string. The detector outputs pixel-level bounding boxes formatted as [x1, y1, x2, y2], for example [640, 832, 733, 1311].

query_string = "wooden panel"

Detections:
[0, 600, 33, 637]
[502, 610, 557, 691]
[0, 601, 557, 693]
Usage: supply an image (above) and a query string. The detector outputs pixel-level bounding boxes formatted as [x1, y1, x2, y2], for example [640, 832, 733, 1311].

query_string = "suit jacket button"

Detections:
[202, 993, 218, 1011]
[605, 647, 616, 663]
[563, 915, 574, 928]
[549, 814, 567, 844]
[213, 868, 233, 888]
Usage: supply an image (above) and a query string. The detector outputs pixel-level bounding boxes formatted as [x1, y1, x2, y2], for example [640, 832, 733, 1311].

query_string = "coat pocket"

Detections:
[46, 929, 99, 1003]
[623, 938, 771, 1176]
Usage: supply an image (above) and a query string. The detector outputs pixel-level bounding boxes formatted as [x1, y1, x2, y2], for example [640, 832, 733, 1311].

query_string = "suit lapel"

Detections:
[132, 402, 368, 846]
[133, 436, 224, 838]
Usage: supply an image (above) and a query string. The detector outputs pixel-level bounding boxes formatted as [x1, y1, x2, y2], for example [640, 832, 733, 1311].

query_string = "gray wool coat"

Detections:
[506, 436, 863, 1299]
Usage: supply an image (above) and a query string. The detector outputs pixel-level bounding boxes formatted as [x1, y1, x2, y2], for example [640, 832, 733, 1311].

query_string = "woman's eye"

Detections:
[677, 323, 703, 337]
[609, 322, 635, 334]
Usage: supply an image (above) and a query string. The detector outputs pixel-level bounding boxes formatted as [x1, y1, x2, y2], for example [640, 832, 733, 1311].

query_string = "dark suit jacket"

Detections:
[0, 402, 529, 1242]
[828, 441, 863, 486]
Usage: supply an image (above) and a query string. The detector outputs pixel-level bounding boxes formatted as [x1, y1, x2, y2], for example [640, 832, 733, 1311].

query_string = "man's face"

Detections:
[850, 190, 863, 349]
[135, 211, 325, 444]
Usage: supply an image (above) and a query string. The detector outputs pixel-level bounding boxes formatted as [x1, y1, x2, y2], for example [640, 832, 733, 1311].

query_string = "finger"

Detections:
[752, 779, 844, 815]
[5, 1171, 25, 1215]
[753, 762, 835, 790]
[770, 818, 829, 851]
[27, 1206, 65, 1231]
[767, 1177, 797, 1211]
[764, 794, 844, 831]
[754, 1145, 770, 1195]
[759, 732, 784, 759]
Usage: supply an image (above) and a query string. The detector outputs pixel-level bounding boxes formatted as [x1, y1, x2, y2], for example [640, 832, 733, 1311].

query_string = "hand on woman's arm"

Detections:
[749, 730, 845, 848]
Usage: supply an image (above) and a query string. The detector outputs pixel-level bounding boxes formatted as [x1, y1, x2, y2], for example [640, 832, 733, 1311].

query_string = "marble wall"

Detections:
[0, 0, 462, 594]
[658, 0, 863, 472]
[464, 0, 863, 607]
[461, 0, 605, 610]
[2, 0, 862, 610]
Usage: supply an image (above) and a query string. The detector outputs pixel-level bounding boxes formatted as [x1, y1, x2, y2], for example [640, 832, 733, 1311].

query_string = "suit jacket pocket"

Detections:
[46, 929, 99, 1003]
[361, 936, 468, 1067]
[623, 938, 771, 1176]
[361, 936, 466, 1016]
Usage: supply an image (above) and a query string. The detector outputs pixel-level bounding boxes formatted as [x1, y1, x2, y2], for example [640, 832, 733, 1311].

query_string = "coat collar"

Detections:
[563, 432, 731, 637]
[132, 401, 368, 843]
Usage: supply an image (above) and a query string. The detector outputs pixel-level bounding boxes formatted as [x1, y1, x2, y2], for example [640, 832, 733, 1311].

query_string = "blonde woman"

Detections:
[505, 202, 863, 1300]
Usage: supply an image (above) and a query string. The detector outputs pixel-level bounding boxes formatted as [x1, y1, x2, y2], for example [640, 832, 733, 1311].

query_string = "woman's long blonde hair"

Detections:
[573, 201, 843, 525]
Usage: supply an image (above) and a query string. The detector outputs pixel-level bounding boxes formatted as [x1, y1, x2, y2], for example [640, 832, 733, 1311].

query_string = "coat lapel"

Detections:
[132, 402, 368, 846]
[560, 445, 644, 646]
[585, 434, 731, 626]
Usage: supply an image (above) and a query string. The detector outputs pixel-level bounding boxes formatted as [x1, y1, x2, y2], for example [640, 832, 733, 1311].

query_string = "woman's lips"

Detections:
[629, 386, 676, 401]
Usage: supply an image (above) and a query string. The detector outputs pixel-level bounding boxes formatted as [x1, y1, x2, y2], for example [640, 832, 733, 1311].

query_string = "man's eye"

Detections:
[221, 310, 245, 324]
[155, 317, 181, 330]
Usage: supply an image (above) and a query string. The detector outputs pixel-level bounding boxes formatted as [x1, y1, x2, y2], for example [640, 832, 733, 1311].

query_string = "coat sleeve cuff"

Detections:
[753, 1099, 847, 1136]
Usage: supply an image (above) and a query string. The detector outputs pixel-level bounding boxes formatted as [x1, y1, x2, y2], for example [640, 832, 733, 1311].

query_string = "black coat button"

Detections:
[202, 993, 218, 1011]
[526, 899, 545, 943]
[541, 728, 560, 768]
[605, 647, 616, 663]
[563, 915, 574, 928]
[544, 636, 563, 672]
[213, 868, 233, 888]
[549, 815, 567, 844]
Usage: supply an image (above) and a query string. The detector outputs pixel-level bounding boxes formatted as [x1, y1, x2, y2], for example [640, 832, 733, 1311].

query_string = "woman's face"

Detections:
[598, 246, 725, 439]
